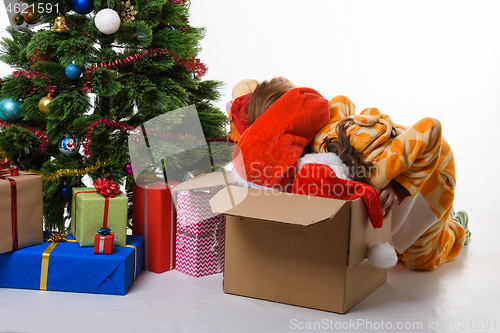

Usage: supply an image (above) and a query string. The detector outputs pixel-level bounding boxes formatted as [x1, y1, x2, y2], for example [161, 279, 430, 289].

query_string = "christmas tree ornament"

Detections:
[13, 159, 25, 170]
[58, 133, 81, 155]
[70, 0, 94, 14]
[95, 9, 121, 34]
[120, 0, 138, 22]
[22, 7, 39, 24]
[51, 14, 70, 33]
[123, 162, 133, 175]
[12, 13, 24, 25]
[65, 64, 82, 80]
[60, 183, 71, 197]
[38, 94, 54, 114]
[0, 98, 23, 122]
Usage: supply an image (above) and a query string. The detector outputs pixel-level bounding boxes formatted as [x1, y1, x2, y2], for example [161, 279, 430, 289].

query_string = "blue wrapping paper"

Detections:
[0, 232, 143, 295]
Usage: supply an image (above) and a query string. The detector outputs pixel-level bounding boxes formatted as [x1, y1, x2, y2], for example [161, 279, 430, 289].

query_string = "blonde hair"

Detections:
[246, 78, 296, 125]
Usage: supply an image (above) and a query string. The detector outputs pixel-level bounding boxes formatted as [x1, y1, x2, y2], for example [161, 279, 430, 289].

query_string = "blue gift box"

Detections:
[0, 232, 143, 295]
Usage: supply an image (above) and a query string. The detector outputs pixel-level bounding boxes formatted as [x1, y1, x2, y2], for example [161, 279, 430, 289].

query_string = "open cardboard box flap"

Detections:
[209, 185, 345, 226]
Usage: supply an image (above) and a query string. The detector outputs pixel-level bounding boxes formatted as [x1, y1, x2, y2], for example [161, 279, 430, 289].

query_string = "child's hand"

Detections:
[379, 183, 400, 219]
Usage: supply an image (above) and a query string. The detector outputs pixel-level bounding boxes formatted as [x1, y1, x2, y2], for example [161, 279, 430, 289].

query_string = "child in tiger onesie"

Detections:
[228, 79, 470, 270]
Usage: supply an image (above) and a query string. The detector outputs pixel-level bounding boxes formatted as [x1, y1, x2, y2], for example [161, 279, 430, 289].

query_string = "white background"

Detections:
[1, 2, 500, 332]
[2, 0, 500, 210]
[188, 0, 500, 212]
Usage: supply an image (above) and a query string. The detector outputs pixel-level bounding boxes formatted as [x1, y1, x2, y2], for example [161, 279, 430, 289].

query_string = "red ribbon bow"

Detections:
[0, 158, 10, 170]
[93, 178, 120, 198]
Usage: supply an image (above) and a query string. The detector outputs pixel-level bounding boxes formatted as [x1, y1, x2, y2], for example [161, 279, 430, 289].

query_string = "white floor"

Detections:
[0, 191, 498, 333]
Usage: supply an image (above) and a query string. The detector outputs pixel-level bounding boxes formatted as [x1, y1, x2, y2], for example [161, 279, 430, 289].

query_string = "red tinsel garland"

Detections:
[0, 120, 48, 153]
[12, 70, 56, 95]
[83, 118, 137, 158]
[28, 48, 51, 67]
[81, 48, 208, 93]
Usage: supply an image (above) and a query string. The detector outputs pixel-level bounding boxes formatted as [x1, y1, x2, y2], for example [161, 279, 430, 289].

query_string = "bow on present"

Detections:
[46, 232, 69, 243]
[93, 178, 120, 198]
[0, 158, 18, 176]
[97, 227, 112, 235]
[0, 158, 10, 169]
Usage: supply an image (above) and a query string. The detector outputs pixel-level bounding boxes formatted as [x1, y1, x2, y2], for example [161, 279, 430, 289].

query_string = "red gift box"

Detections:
[94, 232, 115, 255]
[132, 180, 179, 273]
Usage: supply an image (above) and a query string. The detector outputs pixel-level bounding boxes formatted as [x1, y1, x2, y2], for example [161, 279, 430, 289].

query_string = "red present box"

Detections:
[94, 232, 115, 255]
[132, 180, 179, 273]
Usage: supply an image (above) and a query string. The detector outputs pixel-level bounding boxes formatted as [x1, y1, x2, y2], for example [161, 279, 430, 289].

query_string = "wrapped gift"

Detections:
[0, 167, 43, 254]
[132, 180, 178, 273]
[70, 178, 127, 247]
[0, 232, 143, 295]
[94, 228, 115, 255]
[175, 190, 225, 277]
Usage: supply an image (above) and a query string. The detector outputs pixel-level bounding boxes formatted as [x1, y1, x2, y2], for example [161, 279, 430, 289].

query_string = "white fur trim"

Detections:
[297, 153, 351, 180]
[367, 242, 398, 268]
[231, 168, 279, 192]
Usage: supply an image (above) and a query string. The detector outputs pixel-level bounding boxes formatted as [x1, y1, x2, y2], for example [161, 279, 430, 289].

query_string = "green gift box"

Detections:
[70, 187, 128, 247]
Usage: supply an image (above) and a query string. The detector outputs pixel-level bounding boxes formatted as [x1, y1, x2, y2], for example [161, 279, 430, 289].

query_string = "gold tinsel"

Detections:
[120, 0, 138, 22]
[26, 160, 110, 181]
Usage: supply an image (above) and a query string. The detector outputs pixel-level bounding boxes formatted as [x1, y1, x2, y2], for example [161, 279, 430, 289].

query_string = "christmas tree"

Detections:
[0, 0, 228, 232]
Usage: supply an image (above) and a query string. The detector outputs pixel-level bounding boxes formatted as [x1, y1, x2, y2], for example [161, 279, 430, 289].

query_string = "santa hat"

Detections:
[292, 153, 398, 268]
[230, 93, 252, 137]
[232, 87, 330, 191]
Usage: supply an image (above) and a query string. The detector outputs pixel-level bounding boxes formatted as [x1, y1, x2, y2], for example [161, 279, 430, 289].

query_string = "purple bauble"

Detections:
[124, 163, 133, 175]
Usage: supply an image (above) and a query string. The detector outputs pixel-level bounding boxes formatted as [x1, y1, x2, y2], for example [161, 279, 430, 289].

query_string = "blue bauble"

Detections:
[58, 134, 81, 155]
[0, 98, 23, 122]
[65, 64, 82, 80]
[60, 185, 71, 198]
[70, 0, 94, 14]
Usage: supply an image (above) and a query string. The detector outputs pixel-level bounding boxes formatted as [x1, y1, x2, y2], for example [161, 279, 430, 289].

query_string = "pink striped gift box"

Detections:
[175, 190, 225, 277]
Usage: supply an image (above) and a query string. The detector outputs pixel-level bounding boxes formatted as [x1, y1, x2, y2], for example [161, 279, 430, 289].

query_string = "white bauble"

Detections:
[95, 9, 121, 34]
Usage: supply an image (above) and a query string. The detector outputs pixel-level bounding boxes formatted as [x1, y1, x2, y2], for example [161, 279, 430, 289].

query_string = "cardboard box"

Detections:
[0, 170, 43, 254]
[0, 232, 143, 295]
[174, 172, 391, 314]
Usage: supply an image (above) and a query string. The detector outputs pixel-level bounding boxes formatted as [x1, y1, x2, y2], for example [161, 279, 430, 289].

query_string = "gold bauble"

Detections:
[12, 13, 24, 26]
[38, 95, 54, 114]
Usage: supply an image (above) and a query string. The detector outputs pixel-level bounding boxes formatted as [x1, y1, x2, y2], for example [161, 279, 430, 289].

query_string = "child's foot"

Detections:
[451, 209, 471, 245]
